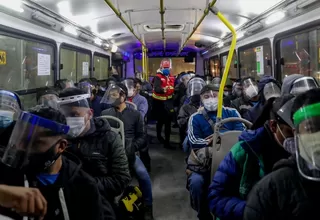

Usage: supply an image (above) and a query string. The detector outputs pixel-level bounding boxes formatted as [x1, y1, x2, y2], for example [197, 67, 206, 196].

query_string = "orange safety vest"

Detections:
[152, 73, 175, 101]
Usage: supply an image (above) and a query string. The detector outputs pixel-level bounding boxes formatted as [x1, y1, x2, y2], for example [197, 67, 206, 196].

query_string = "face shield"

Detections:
[100, 84, 126, 106]
[38, 94, 59, 110]
[136, 73, 143, 81]
[187, 78, 206, 97]
[122, 79, 135, 97]
[277, 98, 295, 128]
[180, 74, 192, 86]
[243, 78, 259, 100]
[291, 77, 318, 95]
[58, 80, 75, 90]
[78, 82, 93, 95]
[263, 82, 281, 101]
[293, 102, 320, 181]
[201, 90, 219, 111]
[58, 94, 91, 137]
[1, 111, 69, 170]
[232, 82, 243, 97]
[0, 90, 21, 128]
[211, 77, 221, 88]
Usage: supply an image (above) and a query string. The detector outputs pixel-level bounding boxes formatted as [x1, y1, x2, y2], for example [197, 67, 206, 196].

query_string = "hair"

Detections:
[251, 94, 295, 129]
[291, 88, 320, 120]
[133, 78, 142, 87]
[36, 87, 59, 102]
[117, 82, 128, 97]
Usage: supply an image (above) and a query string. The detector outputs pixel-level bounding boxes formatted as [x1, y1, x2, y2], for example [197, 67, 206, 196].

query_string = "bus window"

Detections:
[0, 35, 54, 91]
[209, 56, 220, 77]
[279, 29, 320, 82]
[77, 52, 91, 82]
[220, 52, 237, 79]
[93, 55, 109, 80]
[239, 42, 272, 79]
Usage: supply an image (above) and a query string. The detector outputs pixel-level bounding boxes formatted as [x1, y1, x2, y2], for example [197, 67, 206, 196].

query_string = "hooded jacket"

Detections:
[281, 74, 304, 96]
[244, 157, 320, 220]
[67, 117, 131, 200]
[208, 124, 290, 220]
[0, 156, 113, 220]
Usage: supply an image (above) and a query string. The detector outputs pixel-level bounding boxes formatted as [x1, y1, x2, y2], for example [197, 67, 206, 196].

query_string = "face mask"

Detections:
[283, 137, 296, 154]
[26, 140, 62, 174]
[66, 117, 86, 137]
[224, 91, 231, 96]
[203, 98, 218, 111]
[299, 131, 320, 168]
[0, 110, 14, 128]
[128, 89, 134, 97]
[162, 68, 170, 76]
[245, 85, 258, 99]
[112, 97, 123, 107]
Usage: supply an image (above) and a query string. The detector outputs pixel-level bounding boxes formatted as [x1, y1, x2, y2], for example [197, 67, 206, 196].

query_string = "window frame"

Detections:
[238, 38, 272, 79]
[0, 24, 57, 95]
[93, 52, 111, 81]
[59, 43, 92, 82]
[274, 19, 320, 82]
[220, 50, 239, 78]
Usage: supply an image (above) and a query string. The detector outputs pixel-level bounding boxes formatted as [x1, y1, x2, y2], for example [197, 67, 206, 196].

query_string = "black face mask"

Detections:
[26, 140, 62, 174]
[190, 95, 201, 107]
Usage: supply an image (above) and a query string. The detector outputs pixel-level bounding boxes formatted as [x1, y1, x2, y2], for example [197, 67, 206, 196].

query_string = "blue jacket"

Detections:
[132, 93, 148, 119]
[208, 125, 290, 220]
[91, 96, 103, 117]
[187, 107, 244, 150]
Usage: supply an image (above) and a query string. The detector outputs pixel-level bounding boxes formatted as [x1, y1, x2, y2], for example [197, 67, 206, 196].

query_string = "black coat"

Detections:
[177, 103, 198, 132]
[67, 118, 131, 200]
[0, 156, 114, 220]
[244, 157, 320, 220]
[230, 96, 254, 120]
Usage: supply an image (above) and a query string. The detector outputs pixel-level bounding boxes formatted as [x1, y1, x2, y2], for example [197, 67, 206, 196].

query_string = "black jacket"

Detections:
[67, 118, 131, 200]
[0, 156, 113, 220]
[177, 103, 198, 132]
[230, 96, 254, 120]
[101, 107, 147, 167]
[173, 83, 187, 108]
[244, 157, 320, 220]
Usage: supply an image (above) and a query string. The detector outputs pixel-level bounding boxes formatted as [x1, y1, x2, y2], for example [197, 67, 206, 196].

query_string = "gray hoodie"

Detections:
[281, 74, 304, 96]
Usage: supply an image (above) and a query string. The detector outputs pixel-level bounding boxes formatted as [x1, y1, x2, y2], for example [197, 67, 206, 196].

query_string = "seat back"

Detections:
[99, 115, 125, 147]
[210, 117, 252, 180]
[126, 101, 137, 110]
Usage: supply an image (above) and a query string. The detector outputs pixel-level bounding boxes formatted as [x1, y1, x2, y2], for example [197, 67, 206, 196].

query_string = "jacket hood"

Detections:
[272, 156, 296, 171]
[86, 117, 111, 137]
[258, 75, 279, 92]
[281, 74, 304, 95]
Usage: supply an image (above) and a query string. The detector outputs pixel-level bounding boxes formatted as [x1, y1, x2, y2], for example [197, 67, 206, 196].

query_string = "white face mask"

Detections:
[202, 98, 218, 111]
[128, 89, 134, 97]
[298, 131, 320, 168]
[66, 117, 86, 137]
[245, 85, 258, 99]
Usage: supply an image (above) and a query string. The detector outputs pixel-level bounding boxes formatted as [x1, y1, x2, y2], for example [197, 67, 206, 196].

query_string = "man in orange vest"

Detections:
[152, 58, 175, 149]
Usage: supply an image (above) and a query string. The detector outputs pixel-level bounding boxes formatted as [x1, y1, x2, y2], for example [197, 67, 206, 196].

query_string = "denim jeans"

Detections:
[133, 156, 153, 206]
[188, 172, 212, 220]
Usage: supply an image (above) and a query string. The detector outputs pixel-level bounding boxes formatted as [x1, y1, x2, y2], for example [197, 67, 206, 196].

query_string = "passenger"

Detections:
[54, 79, 75, 92]
[108, 66, 122, 82]
[0, 105, 111, 219]
[211, 77, 221, 88]
[123, 78, 148, 119]
[186, 84, 244, 220]
[101, 83, 154, 220]
[231, 77, 260, 119]
[36, 87, 59, 109]
[208, 95, 294, 220]
[223, 79, 242, 107]
[244, 88, 320, 220]
[134, 78, 153, 123]
[281, 74, 318, 96]
[0, 90, 22, 147]
[178, 77, 206, 150]
[135, 72, 153, 94]
[244, 75, 281, 123]
[58, 88, 130, 205]
[152, 58, 175, 149]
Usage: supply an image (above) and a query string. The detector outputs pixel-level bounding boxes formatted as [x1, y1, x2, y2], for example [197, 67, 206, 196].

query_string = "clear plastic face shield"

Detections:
[211, 77, 221, 88]
[263, 82, 281, 101]
[290, 77, 319, 96]
[60, 80, 75, 90]
[232, 82, 243, 97]
[122, 79, 135, 97]
[243, 78, 259, 100]
[58, 94, 91, 138]
[101, 84, 126, 106]
[181, 74, 192, 86]
[0, 90, 21, 128]
[78, 82, 93, 95]
[201, 90, 219, 111]
[1, 111, 69, 170]
[187, 78, 206, 97]
[38, 94, 59, 110]
[293, 102, 320, 181]
[160, 59, 172, 76]
[277, 98, 295, 129]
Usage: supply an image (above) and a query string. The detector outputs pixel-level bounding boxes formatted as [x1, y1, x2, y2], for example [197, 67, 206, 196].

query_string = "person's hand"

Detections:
[0, 185, 47, 219]
[205, 136, 213, 145]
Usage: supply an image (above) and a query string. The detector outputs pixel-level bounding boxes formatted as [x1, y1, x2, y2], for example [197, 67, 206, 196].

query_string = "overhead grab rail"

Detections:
[179, 0, 217, 53]
[104, 0, 146, 47]
[160, 0, 166, 51]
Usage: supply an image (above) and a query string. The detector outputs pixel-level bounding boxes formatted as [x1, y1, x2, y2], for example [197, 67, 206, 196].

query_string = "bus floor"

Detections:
[146, 124, 198, 220]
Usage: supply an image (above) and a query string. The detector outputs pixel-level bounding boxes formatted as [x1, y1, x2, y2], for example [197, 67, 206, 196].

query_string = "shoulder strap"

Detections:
[201, 109, 215, 132]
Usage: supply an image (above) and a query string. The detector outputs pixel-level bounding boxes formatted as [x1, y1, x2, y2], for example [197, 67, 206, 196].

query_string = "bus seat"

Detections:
[99, 115, 125, 148]
[126, 101, 137, 110]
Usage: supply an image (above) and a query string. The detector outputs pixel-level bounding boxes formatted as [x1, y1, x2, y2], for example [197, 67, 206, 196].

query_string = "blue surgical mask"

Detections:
[162, 68, 170, 76]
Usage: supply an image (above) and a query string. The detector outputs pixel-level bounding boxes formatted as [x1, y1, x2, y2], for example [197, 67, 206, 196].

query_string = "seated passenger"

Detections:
[135, 72, 153, 95]
[244, 88, 320, 220]
[231, 77, 260, 120]
[187, 84, 244, 220]
[281, 74, 318, 96]
[208, 95, 294, 220]
[58, 88, 130, 205]
[101, 83, 154, 220]
[223, 79, 242, 107]
[244, 75, 281, 123]
[36, 87, 59, 109]
[54, 79, 75, 92]
[0, 105, 111, 219]
[0, 90, 22, 147]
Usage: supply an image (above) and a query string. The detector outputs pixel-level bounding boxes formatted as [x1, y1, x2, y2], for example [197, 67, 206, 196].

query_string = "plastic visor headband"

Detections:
[293, 102, 320, 126]
[58, 94, 90, 105]
[19, 111, 69, 135]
